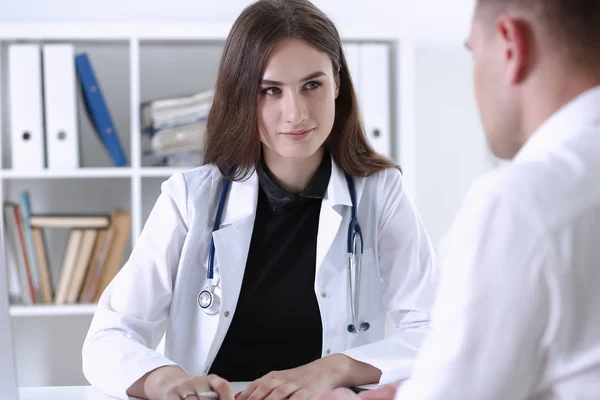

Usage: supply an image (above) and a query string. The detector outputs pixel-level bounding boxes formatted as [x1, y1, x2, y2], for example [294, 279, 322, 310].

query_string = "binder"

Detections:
[43, 44, 80, 170]
[358, 44, 392, 158]
[75, 53, 127, 167]
[8, 44, 46, 170]
[342, 43, 361, 102]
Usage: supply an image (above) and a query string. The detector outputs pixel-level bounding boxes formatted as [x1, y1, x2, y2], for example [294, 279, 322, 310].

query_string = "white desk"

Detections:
[19, 383, 249, 400]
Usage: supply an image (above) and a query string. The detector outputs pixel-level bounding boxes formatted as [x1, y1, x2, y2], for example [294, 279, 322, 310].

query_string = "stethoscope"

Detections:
[198, 172, 371, 334]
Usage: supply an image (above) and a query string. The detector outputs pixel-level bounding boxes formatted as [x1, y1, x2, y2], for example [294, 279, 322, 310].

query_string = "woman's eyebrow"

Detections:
[260, 71, 326, 86]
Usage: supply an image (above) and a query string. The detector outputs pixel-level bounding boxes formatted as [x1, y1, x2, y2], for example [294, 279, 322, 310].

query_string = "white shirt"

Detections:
[82, 159, 438, 399]
[397, 86, 600, 400]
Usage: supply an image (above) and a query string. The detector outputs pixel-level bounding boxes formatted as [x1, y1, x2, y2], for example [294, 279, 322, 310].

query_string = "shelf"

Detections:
[0, 167, 197, 179]
[139, 167, 193, 177]
[0, 23, 400, 42]
[0, 167, 133, 179]
[0, 23, 232, 41]
[9, 304, 97, 317]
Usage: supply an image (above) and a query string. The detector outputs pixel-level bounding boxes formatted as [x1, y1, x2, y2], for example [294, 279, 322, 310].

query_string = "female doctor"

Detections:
[82, 1, 438, 399]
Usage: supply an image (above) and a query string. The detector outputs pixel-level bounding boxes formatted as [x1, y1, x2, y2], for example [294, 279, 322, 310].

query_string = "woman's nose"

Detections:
[283, 92, 308, 125]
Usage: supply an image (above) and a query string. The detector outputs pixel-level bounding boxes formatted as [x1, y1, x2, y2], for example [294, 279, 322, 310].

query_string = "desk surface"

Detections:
[19, 383, 249, 400]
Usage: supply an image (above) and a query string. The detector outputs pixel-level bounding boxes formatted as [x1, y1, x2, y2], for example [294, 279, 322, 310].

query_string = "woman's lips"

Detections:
[280, 128, 315, 140]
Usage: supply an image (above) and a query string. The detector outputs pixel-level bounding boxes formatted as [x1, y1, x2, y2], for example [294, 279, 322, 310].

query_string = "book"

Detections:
[79, 228, 111, 303]
[18, 192, 41, 300]
[31, 228, 53, 303]
[92, 210, 131, 302]
[3, 204, 30, 304]
[65, 229, 98, 303]
[54, 229, 84, 305]
[12, 204, 38, 303]
[30, 214, 110, 229]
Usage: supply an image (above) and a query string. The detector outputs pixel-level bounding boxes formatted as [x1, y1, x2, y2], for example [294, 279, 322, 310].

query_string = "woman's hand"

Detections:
[313, 381, 404, 400]
[127, 365, 233, 400]
[236, 358, 339, 400]
[237, 354, 380, 400]
[356, 381, 404, 400]
[161, 374, 233, 400]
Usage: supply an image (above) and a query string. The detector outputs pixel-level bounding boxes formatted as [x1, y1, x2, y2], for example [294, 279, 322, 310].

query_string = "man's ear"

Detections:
[496, 16, 530, 84]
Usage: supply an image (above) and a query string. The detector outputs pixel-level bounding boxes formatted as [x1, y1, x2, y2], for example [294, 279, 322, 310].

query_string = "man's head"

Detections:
[466, 0, 600, 159]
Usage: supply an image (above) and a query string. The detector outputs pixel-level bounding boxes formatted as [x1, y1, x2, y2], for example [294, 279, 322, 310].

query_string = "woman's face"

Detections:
[257, 38, 339, 161]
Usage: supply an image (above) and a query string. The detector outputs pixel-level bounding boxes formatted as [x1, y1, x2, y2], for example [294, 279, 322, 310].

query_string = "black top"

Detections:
[208, 155, 331, 381]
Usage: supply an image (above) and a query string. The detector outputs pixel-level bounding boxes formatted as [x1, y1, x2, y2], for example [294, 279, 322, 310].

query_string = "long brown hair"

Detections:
[203, 0, 399, 180]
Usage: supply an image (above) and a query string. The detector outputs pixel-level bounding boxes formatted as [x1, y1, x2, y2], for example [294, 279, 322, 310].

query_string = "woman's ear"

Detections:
[335, 73, 341, 98]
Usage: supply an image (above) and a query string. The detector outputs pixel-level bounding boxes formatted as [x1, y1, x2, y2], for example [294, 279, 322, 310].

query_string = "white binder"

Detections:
[343, 43, 361, 102]
[359, 44, 392, 157]
[43, 44, 80, 169]
[8, 44, 46, 170]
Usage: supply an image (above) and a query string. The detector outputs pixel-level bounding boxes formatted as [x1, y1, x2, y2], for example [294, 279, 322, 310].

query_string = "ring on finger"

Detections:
[181, 392, 198, 400]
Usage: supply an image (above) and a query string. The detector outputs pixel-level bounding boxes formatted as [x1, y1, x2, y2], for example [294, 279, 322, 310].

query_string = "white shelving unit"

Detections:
[0, 22, 410, 387]
[9, 304, 97, 317]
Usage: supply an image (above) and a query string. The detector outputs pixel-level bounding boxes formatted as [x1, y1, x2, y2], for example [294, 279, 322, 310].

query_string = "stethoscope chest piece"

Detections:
[198, 285, 221, 316]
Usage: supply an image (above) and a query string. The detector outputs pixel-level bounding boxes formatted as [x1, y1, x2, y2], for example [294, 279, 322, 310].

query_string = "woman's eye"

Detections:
[305, 81, 320, 90]
[263, 87, 281, 95]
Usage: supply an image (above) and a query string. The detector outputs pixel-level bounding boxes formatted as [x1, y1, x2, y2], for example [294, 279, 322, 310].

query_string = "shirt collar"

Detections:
[257, 151, 332, 211]
[515, 85, 600, 162]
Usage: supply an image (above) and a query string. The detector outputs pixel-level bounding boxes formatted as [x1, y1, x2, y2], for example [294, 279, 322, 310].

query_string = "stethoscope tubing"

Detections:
[200, 169, 369, 333]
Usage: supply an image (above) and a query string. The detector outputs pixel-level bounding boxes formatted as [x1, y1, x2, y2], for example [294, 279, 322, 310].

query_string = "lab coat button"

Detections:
[320, 291, 328, 298]
[225, 311, 230, 317]
[326, 348, 331, 355]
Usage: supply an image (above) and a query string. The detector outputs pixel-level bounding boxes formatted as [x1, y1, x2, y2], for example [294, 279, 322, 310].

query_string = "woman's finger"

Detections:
[358, 384, 400, 400]
[287, 387, 314, 400]
[246, 377, 283, 400]
[264, 382, 300, 400]
[237, 378, 261, 400]
[203, 374, 234, 400]
[313, 388, 358, 400]
[162, 383, 199, 400]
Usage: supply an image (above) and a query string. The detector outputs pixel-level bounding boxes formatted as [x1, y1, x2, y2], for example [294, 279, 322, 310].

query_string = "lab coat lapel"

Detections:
[316, 160, 352, 276]
[212, 170, 259, 311]
[203, 170, 258, 370]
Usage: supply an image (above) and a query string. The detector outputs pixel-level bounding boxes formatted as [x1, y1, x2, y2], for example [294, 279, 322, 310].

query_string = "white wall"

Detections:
[413, 43, 497, 247]
[0, 0, 475, 44]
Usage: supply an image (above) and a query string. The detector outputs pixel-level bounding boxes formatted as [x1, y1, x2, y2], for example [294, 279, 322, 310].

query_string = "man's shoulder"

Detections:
[471, 149, 600, 234]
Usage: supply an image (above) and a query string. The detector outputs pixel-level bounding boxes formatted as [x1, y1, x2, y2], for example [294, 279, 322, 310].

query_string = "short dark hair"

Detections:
[477, 0, 600, 64]
[203, 0, 398, 181]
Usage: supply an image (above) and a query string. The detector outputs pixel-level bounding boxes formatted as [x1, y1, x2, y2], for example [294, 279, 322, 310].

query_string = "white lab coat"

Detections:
[82, 158, 438, 399]
[397, 87, 600, 399]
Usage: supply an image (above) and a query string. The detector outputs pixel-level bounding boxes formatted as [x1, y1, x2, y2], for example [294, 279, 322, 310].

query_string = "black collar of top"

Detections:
[257, 151, 332, 211]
